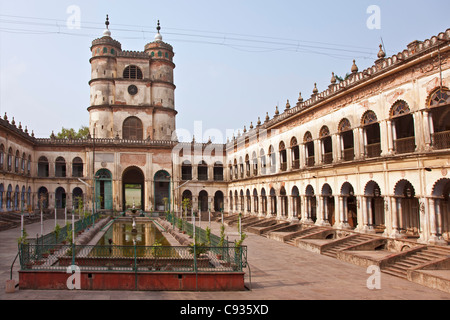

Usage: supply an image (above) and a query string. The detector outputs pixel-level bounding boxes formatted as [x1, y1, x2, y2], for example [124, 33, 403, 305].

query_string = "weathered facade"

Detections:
[0, 21, 449, 245]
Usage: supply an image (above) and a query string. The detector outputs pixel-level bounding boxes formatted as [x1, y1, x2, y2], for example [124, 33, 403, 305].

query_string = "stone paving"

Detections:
[1, 216, 449, 300]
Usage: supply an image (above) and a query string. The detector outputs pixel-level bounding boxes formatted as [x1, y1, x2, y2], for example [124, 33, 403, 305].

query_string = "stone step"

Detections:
[383, 265, 408, 275]
[382, 268, 407, 279]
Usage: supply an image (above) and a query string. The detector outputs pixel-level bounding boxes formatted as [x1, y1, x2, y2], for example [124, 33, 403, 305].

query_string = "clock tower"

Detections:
[88, 17, 177, 141]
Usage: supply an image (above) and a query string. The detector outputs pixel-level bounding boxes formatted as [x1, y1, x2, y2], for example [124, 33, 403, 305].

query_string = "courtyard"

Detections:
[1, 214, 449, 300]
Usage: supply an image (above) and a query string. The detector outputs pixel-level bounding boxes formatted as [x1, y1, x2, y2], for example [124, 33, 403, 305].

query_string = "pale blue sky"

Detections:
[0, 0, 449, 141]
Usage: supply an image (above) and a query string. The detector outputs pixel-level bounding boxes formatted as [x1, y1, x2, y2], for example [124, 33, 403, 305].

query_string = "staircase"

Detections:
[285, 227, 323, 246]
[321, 235, 375, 258]
[382, 246, 450, 279]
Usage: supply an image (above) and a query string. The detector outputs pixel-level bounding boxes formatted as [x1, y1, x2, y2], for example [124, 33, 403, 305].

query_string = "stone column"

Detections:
[366, 197, 376, 234]
[258, 196, 264, 217]
[428, 197, 447, 245]
[386, 120, 394, 154]
[300, 143, 306, 169]
[422, 110, 432, 150]
[390, 196, 405, 238]
[359, 128, 365, 158]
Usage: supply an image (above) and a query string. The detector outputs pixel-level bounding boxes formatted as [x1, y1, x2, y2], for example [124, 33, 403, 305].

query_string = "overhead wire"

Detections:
[0, 14, 379, 60]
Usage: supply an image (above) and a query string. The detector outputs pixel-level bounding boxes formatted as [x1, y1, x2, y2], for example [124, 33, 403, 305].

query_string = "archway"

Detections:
[431, 178, 450, 242]
[364, 180, 385, 233]
[122, 167, 145, 210]
[305, 185, 316, 222]
[199, 190, 208, 213]
[214, 190, 224, 212]
[321, 184, 334, 225]
[72, 187, 84, 211]
[37, 186, 48, 210]
[55, 187, 66, 209]
[95, 169, 113, 211]
[394, 179, 420, 238]
[154, 170, 170, 212]
[341, 182, 357, 228]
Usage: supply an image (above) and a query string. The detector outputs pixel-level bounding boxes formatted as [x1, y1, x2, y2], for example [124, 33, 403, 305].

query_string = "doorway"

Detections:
[122, 167, 145, 210]
[154, 170, 170, 212]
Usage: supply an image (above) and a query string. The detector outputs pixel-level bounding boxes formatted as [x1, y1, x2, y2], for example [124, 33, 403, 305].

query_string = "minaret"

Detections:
[144, 21, 177, 141]
[88, 15, 121, 138]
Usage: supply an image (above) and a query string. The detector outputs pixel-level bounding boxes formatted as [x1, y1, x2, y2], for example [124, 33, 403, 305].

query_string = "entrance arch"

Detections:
[154, 170, 170, 212]
[122, 167, 145, 210]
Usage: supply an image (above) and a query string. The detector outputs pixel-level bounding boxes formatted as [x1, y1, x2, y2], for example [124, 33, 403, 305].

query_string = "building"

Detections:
[0, 19, 449, 245]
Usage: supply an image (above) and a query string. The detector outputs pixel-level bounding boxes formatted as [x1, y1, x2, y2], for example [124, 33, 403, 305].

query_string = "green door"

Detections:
[95, 169, 113, 210]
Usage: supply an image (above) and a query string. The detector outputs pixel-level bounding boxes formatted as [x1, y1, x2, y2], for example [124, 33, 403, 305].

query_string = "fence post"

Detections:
[71, 242, 75, 266]
[134, 240, 138, 290]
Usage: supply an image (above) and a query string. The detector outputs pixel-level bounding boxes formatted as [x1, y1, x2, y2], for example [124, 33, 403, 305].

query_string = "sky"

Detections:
[0, 0, 449, 142]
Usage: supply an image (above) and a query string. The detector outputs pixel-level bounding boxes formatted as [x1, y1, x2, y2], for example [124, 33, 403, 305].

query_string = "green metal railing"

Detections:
[18, 243, 247, 273]
[26, 212, 101, 245]
[166, 212, 232, 247]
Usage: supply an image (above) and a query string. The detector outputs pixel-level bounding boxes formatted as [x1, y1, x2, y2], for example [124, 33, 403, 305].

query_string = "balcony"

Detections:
[292, 159, 300, 169]
[322, 152, 333, 164]
[280, 162, 287, 172]
[306, 156, 315, 167]
[432, 130, 450, 150]
[395, 136, 416, 154]
[342, 148, 355, 161]
[365, 143, 381, 158]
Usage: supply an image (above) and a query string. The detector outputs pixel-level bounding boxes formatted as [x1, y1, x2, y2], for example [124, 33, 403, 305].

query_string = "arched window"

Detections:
[251, 151, 258, 176]
[290, 137, 299, 169]
[123, 65, 143, 80]
[181, 161, 192, 181]
[268, 145, 276, 173]
[7, 148, 12, 171]
[428, 88, 450, 149]
[319, 126, 333, 164]
[338, 118, 354, 161]
[304, 131, 315, 167]
[279, 141, 287, 171]
[390, 100, 415, 154]
[122, 116, 143, 140]
[0, 144, 4, 170]
[72, 157, 83, 177]
[38, 156, 49, 177]
[198, 160, 208, 181]
[245, 154, 250, 177]
[361, 111, 381, 158]
[14, 150, 19, 173]
[55, 157, 66, 177]
[213, 162, 223, 181]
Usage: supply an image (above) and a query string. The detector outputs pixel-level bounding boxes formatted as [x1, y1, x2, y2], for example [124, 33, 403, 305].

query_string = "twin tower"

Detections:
[88, 18, 176, 141]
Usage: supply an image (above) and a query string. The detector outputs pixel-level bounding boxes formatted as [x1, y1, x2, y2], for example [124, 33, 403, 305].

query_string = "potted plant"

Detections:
[188, 240, 208, 258]
[54, 224, 61, 244]
[217, 224, 226, 259]
[17, 228, 28, 245]
[205, 226, 211, 247]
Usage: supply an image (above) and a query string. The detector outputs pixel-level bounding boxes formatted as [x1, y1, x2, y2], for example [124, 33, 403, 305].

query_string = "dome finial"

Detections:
[377, 44, 386, 59]
[154, 20, 163, 42]
[351, 60, 358, 73]
[103, 14, 111, 37]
